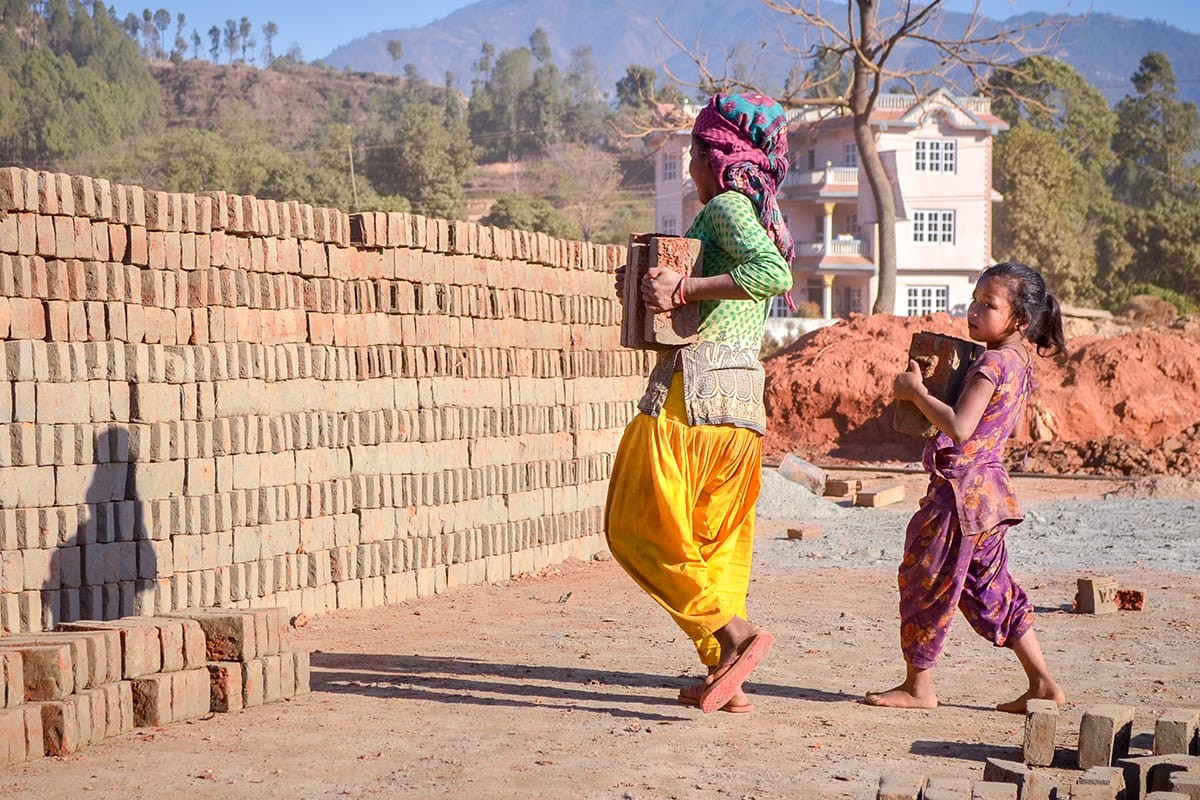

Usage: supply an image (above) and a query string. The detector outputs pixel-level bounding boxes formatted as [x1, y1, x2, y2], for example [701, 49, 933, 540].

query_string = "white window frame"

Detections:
[662, 152, 679, 182]
[768, 295, 793, 318]
[843, 141, 858, 167]
[906, 286, 949, 316]
[913, 210, 955, 244]
[914, 139, 957, 173]
[661, 215, 678, 236]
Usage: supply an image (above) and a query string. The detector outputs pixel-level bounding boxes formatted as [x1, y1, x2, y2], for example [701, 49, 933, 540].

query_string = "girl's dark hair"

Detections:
[979, 261, 1067, 357]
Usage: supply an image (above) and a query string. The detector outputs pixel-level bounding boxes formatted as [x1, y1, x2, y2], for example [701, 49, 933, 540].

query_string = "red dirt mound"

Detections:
[763, 313, 1200, 477]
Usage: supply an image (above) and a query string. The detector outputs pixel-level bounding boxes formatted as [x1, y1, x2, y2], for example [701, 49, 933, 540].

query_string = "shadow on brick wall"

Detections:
[44, 425, 155, 628]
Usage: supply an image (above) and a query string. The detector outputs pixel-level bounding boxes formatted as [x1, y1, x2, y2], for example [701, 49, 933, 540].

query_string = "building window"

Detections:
[662, 152, 679, 182]
[914, 139, 956, 173]
[913, 210, 955, 244]
[843, 141, 858, 167]
[768, 295, 793, 318]
[661, 216, 677, 236]
[807, 149, 816, 170]
[906, 286, 948, 316]
[844, 213, 859, 236]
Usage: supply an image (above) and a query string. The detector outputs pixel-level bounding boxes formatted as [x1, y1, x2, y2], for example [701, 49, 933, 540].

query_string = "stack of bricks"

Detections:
[167, 607, 310, 712]
[0, 166, 654, 635]
[0, 608, 308, 766]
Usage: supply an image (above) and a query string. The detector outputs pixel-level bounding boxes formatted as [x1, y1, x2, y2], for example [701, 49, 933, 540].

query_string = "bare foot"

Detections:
[995, 681, 1066, 714]
[863, 685, 938, 709]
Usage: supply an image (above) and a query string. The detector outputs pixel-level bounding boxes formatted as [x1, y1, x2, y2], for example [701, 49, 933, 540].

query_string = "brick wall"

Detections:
[0, 167, 650, 634]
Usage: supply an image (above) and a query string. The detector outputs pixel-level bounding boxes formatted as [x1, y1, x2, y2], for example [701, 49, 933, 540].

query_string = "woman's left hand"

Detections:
[893, 360, 926, 401]
[641, 266, 681, 313]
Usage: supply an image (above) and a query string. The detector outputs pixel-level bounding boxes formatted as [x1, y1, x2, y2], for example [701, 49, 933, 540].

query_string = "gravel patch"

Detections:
[755, 468, 1200, 572]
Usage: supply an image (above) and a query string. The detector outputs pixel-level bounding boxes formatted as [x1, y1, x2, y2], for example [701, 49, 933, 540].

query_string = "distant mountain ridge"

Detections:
[322, 1, 1200, 106]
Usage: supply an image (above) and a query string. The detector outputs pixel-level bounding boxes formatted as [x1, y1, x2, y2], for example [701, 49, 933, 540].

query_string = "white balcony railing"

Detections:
[783, 165, 859, 189]
[794, 238, 872, 258]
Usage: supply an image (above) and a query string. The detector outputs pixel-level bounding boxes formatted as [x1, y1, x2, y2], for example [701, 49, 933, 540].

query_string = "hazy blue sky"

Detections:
[108, 1, 1199, 63]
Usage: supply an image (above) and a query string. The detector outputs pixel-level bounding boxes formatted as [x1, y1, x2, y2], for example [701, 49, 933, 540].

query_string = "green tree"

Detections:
[150, 128, 233, 191]
[993, 125, 1098, 302]
[262, 21, 278, 65]
[562, 45, 609, 144]
[468, 44, 533, 161]
[388, 99, 472, 219]
[386, 39, 403, 75]
[207, 25, 219, 62]
[1111, 52, 1200, 208]
[222, 19, 237, 63]
[615, 65, 658, 110]
[481, 194, 578, 238]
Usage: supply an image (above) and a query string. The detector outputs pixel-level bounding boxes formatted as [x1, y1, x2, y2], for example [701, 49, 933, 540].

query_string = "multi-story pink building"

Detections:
[650, 89, 1009, 319]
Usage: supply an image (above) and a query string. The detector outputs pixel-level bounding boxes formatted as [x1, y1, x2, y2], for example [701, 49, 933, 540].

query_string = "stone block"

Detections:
[1079, 704, 1136, 769]
[824, 478, 861, 498]
[1169, 772, 1200, 800]
[171, 667, 210, 722]
[982, 757, 1055, 800]
[1119, 755, 1200, 800]
[241, 659, 265, 708]
[207, 662, 244, 713]
[0, 641, 73, 700]
[877, 773, 924, 800]
[0, 707, 26, 766]
[165, 609, 256, 661]
[1024, 698, 1059, 767]
[786, 526, 824, 541]
[38, 698, 81, 755]
[1076, 577, 1119, 614]
[1155, 709, 1200, 756]
[924, 775, 973, 800]
[855, 484, 906, 508]
[58, 620, 162, 678]
[21, 703, 43, 761]
[1, 651, 23, 709]
[293, 650, 311, 695]
[972, 783, 1018, 800]
[130, 672, 172, 727]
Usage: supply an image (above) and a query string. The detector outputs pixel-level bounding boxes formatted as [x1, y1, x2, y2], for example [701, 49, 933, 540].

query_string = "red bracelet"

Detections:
[672, 276, 687, 307]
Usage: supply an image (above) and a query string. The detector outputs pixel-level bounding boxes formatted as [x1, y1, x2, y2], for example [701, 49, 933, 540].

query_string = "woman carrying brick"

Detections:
[606, 92, 794, 714]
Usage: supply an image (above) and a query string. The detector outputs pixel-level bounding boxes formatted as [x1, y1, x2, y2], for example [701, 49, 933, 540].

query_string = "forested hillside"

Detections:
[2, 2, 1199, 317]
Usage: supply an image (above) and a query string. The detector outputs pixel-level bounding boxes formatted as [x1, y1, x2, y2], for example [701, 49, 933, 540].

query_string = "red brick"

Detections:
[206, 662, 244, 713]
[130, 673, 172, 727]
[0, 642, 73, 700]
[38, 698, 81, 755]
[59, 620, 162, 678]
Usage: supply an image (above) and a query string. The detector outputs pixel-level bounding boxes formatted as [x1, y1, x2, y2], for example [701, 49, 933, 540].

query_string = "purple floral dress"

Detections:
[897, 347, 1035, 669]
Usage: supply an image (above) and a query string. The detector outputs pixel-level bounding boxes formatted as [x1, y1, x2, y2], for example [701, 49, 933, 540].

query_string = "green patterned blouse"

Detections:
[637, 191, 793, 434]
[689, 191, 793, 345]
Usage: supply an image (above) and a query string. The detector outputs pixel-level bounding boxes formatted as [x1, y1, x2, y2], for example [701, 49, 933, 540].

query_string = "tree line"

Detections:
[989, 52, 1200, 314]
[2, 3, 1197, 312]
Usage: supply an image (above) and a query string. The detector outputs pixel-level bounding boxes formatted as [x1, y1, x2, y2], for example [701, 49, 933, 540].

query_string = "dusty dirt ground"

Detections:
[3, 473, 1198, 799]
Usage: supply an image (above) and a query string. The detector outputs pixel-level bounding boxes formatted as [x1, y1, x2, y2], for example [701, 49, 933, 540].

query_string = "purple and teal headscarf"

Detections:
[692, 92, 794, 264]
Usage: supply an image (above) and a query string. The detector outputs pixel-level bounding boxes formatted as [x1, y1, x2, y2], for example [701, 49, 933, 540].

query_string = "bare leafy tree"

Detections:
[664, 1, 1065, 314]
[387, 39, 404, 76]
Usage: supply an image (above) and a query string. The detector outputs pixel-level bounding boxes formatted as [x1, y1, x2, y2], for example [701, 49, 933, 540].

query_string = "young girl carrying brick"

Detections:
[865, 262, 1068, 713]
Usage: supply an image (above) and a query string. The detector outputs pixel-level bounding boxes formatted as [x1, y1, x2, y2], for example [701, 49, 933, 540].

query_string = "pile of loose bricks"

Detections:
[0, 166, 650, 760]
[876, 702, 1200, 799]
[2, 606, 309, 765]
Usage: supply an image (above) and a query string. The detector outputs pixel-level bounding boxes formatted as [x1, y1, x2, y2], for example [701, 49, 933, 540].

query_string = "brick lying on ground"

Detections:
[1070, 765, 1124, 800]
[877, 773, 926, 800]
[1079, 704, 1136, 769]
[1119, 754, 1200, 800]
[1076, 577, 1120, 614]
[855, 483, 906, 508]
[981, 758, 1055, 800]
[969, 783, 1017, 800]
[1155, 709, 1200, 756]
[922, 775, 974, 800]
[1169, 772, 1200, 800]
